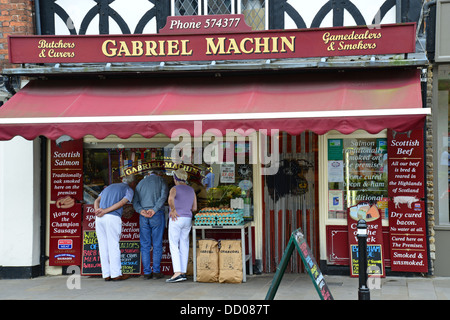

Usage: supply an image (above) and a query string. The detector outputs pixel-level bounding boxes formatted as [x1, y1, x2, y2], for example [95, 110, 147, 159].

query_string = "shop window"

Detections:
[206, 140, 254, 218]
[436, 65, 450, 225]
[83, 147, 168, 203]
[173, 0, 200, 15]
[207, 0, 232, 15]
[242, 0, 265, 30]
[325, 131, 388, 221]
[171, 0, 266, 30]
[82, 135, 254, 219]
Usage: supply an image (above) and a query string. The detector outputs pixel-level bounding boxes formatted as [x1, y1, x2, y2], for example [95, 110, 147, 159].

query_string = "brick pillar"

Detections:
[0, 0, 35, 71]
[426, 65, 435, 275]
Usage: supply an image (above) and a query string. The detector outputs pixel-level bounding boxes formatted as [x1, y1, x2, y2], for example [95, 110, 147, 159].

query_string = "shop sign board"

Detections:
[8, 23, 416, 64]
[50, 139, 83, 202]
[388, 200, 428, 272]
[387, 128, 424, 198]
[81, 205, 142, 276]
[120, 159, 203, 184]
[160, 14, 252, 34]
[347, 202, 385, 277]
[387, 128, 428, 272]
[49, 202, 82, 266]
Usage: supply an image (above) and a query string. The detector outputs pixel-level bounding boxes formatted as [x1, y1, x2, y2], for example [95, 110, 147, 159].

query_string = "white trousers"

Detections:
[95, 214, 122, 278]
[168, 217, 192, 273]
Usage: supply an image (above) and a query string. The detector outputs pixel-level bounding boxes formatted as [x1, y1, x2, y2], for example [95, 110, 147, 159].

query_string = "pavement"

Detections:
[1, 272, 450, 301]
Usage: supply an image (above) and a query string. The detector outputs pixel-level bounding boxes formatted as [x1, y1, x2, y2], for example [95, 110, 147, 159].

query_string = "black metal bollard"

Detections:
[357, 219, 370, 300]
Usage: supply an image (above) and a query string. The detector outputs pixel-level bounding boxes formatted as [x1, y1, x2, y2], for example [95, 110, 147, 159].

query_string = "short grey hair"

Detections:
[122, 175, 137, 184]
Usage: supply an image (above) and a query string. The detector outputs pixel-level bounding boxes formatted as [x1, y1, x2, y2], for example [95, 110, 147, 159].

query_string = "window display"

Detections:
[82, 135, 254, 221]
[327, 133, 388, 220]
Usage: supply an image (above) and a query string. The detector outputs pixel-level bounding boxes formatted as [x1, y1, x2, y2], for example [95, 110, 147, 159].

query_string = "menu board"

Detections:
[50, 139, 83, 201]
[49, 203, 82, 266]
[387, 129, 428, 272]
[293, 229, 333, 300]
[81, 205, 141, 275]
[347, 202, 385, 277]
[266, 228, 333, 300]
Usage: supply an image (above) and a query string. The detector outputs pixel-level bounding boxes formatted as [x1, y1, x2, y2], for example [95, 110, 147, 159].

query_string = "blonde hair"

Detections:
[173, 168, 188, 182]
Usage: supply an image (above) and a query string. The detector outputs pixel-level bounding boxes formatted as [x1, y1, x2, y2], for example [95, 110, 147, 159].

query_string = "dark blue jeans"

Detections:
[139, 211, 165, 274]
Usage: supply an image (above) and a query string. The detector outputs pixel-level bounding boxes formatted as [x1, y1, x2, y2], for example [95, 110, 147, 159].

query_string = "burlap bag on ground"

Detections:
[196, 239, 219, 282]
[219, 240, 243, 283]
[186, 243, 195, 276]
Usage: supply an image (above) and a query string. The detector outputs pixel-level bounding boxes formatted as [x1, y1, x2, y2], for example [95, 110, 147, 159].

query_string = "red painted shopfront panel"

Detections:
[326, 225, 391, 267]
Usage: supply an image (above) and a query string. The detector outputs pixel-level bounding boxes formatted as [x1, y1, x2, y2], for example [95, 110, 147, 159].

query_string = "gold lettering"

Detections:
[181, 39, 193, 56]
[280, 36, 295, 53]
[240, 38, 254, 54]
[167, 40, 179, 56]
[323, 31, 382, 46]
[226, 38, 241, 54]
[158, 40, 166, 56]
[254, 37, 270, 53]
[38, 39, 75, 49]
[165, 161, 174, 169]
[323, 32, 331, 44]
[102, 40, 117, 57]
[131, 41, 143, 56]
[271, 37, 279, 53]
[117, 41, 131, 56]
[47, 49, 75, 58]
[145, 40, 158, 56]
[206, 37, 226, 55]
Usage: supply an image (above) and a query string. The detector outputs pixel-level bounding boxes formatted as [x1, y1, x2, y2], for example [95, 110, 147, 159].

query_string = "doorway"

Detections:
[262, 131, 319, 273]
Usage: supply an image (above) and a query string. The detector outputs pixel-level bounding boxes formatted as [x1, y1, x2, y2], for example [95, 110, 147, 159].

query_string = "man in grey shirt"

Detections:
[133, 171, 169, 279]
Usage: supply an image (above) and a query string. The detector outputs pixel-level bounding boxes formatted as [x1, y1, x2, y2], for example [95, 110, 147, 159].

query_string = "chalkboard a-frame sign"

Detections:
[265, 228, 333, 300]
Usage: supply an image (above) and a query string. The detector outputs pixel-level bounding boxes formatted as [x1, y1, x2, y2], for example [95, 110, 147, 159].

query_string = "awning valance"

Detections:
[0, 69, 428, 141]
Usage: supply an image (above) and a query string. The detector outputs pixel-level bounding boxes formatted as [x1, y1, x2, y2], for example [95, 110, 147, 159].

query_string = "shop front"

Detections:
[0, 19, 431, 278]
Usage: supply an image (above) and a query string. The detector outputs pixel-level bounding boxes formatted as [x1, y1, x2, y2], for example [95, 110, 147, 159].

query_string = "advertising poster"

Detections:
[49, 138, 84, 266]
[388, 200, 428, 273]
[49, 203, 82, 266]
[328, 190, 344, 212]
[220, 162, 235, 183]
[387, 128, 424, 198]
[81, 205, 142, 276]
[387, 128, 428, 272]
[50, 138, 83, 201]
[347, 201, 385, 277]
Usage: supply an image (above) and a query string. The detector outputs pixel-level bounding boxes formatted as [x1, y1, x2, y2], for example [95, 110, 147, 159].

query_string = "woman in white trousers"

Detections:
[167, 169, 197, 283]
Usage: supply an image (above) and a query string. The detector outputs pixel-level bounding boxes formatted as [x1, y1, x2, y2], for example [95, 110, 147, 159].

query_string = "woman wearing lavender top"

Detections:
[167, 168, 197, 283]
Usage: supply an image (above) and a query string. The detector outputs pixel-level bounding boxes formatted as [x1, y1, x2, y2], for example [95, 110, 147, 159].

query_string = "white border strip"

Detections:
[0, 108, 431, 125]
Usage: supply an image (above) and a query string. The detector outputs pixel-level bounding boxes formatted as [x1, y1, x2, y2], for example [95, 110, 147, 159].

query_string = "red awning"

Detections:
[0, 69, 427, 140]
